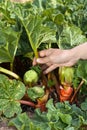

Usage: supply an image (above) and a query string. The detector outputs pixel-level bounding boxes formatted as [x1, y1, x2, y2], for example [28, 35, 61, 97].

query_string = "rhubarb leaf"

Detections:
[0, 26, 20, 63]
[14, 6, 56, 56]
[27, 86, 45, 101]
[0, 74, 26, 117]
[58, 25, 87, 49]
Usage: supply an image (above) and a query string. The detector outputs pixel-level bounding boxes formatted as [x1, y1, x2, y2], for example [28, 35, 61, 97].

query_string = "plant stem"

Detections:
[10, 62, 13, 72]
[51, 72, 60, 96]
[70, 80, 84, 103]
[34, 49, 39, 59]
[17, 100, 36, 107]
[35, 49, 48, 86]
[0, 67, 21, 80]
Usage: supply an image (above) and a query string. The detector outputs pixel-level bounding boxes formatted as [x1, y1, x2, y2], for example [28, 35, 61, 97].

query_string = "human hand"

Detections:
[33, 48, 79, 74]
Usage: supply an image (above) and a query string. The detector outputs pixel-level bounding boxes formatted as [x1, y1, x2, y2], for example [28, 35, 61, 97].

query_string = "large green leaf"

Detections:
[0, 74, 26, 117]
[76, 60, 87, 82]
[0, 26, 20, 63]
[14, 6, 56, 56]
[58, 24, 87, 49]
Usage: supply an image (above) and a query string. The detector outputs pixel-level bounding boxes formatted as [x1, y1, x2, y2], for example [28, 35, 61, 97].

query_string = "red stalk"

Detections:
[17, 100, 36, 107]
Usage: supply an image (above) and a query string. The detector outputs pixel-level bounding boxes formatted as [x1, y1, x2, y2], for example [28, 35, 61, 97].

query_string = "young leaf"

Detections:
[76, 60, 87, 82]
[9, 113, 30, 130]
[27, 86, 45, 101]
[59, 113, 72, 125]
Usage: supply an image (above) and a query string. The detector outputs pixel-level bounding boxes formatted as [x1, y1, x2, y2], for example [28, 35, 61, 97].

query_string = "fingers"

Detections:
[41, 63, 52, 70]
[33, 49, 52, 65]
[33, 57, 49, 65]
[38, 48, 52, 57]
[43, 61, 75, 74]
[43, 64, 58, 74]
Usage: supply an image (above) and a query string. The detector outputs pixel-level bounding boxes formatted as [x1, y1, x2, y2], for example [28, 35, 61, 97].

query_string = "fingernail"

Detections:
[36, 58, 40, 63]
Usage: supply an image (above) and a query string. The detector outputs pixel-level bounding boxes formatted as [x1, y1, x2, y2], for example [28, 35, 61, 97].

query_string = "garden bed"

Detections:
[0, 0, 87, 130]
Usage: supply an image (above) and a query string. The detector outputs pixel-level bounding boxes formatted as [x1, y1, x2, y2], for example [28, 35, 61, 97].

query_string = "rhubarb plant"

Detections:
[0, 0, 87, 129]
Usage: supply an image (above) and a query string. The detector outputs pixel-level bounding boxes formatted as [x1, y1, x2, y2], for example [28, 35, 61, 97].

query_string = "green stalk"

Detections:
[10, 62, 13, 72]
[0, 67, 21, 80]
[34, 49, 39, 59]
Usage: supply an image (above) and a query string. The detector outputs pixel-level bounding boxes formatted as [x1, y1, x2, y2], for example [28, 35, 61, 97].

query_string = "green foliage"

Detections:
[9, 99, 87, 130]
[0, 74, 26, 117]
[23, 69, 39, 85]
[27, 86, 45, 101]
[59, 66, 74, 85]
[76, 60, 87, 82]
[81, 99, 87, 111]
[13, 5, 56, 57]
[0, 0, 87, 129]
[0, 26, 20, 63]
[30, 65, 42, 77]
[58, 25, 87, 49]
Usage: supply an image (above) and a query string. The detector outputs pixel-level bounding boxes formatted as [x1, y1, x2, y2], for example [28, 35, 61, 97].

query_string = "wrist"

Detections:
[71, 43, 87, 60]
[70, 47, 81, 61]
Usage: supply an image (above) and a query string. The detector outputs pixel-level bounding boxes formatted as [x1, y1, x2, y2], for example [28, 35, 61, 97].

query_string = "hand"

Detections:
[33, 48, 79, 74]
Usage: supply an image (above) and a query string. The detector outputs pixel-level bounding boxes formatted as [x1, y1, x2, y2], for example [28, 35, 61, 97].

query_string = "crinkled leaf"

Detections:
[54, 13, 64, 25]
[46, 98, 56, 111]
[46, 99, 59, 121]
[59, 113, 72, 125]
[9, 112, 49, 130]
[27, 86, 45, 101]
[0, 27, 20, 63]
[9, 113, 30, 130]
[14, 7, 56, 55]
[58, 25, 87, 49]
[30, 109, 50, 130]
[0, 74, 26, 117]
[76, 60, 87, 82]
[64, 126, 74, 130]
[9, 99, 86, 130]
[52, 121, 67, 130]
[81, 101, 87, 111]
[33, 109, 48, 123]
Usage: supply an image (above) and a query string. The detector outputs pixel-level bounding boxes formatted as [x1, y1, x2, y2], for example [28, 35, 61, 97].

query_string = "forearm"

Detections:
[71, 42, 87, 60]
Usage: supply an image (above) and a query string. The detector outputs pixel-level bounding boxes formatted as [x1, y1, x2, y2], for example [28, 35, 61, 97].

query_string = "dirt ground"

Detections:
[0, 121, 16, 130]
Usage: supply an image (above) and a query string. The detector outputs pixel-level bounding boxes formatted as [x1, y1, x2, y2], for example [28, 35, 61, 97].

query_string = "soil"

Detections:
[0, 111, 34, 130]
[0, 120, 16, 130]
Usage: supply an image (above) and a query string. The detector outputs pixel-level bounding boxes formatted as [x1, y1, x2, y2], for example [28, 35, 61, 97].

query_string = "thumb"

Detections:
[37, 57, 49, 64]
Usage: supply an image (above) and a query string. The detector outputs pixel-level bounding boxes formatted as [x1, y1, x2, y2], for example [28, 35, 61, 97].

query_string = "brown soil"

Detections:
[0, 120, 16, 130]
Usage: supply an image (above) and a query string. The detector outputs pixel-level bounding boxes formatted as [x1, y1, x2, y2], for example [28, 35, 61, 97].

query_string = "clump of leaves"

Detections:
[9, 99, 87, 130]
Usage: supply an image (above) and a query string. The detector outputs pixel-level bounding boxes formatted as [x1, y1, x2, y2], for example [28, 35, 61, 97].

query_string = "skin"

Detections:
[33, 42, 87, 74]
